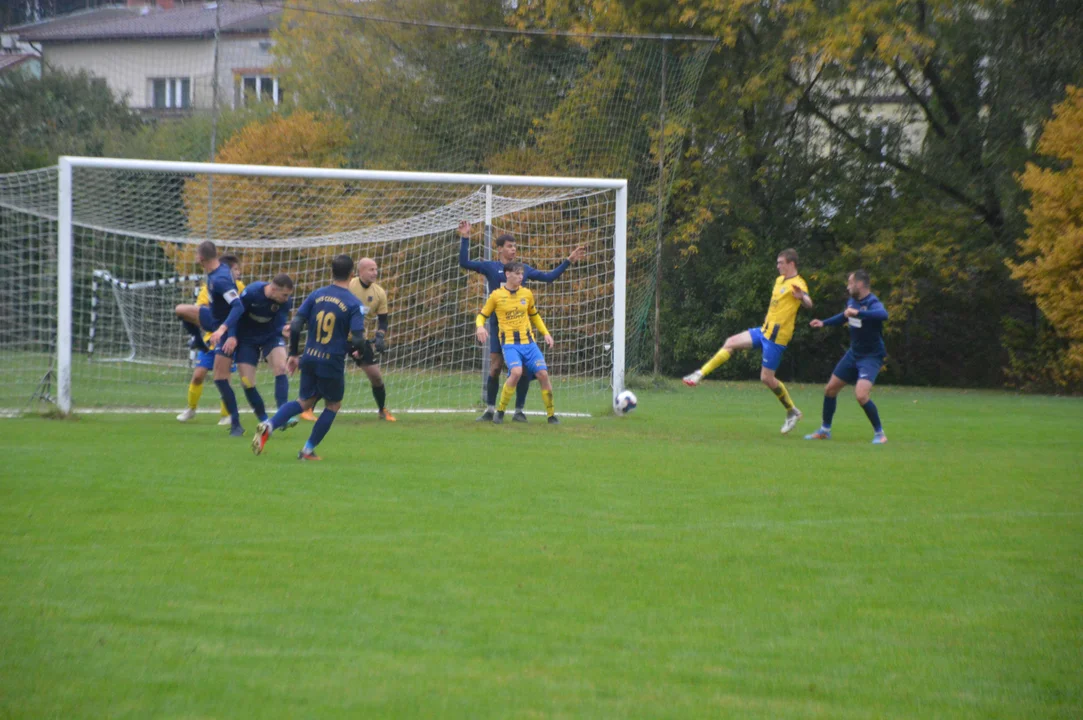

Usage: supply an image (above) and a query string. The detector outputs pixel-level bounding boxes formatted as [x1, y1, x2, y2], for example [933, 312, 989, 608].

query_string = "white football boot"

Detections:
[682, 370, 703, 387]
[780, 408, 803, 434]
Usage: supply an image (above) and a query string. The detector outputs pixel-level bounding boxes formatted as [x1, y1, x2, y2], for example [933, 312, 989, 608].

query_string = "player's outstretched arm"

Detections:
[458, 220, 485, 272]
[820, 311, 847, 327]
[525, 258, 571, 283]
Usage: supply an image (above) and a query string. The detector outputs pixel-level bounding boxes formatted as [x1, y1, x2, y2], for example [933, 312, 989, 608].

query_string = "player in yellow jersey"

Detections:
[176, 254, 243, 425]
[683, 248, 814, 434]
[475, 262, 560, 424]
[347, 257, 395, 421]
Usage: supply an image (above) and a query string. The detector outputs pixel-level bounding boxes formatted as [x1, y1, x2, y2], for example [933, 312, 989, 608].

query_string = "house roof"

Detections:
[7, 6, 143, 36]
[0, 54, 40, 72]
[16, 3, 279, 42]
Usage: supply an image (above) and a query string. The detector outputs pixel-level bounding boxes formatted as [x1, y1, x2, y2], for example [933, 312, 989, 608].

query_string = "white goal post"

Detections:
[55, 156, 627, 416]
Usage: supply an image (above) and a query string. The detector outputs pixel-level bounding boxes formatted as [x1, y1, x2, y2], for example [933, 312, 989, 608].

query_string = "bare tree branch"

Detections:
[891, 62, 947, 138]
[786, 73, 1000, 228]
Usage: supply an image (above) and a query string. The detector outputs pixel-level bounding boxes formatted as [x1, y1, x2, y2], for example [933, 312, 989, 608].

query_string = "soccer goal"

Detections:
[89, 270, 204, 365]
[25, 157, 627, 415]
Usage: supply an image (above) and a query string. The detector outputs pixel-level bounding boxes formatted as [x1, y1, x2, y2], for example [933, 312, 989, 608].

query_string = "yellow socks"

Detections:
[220, 401, 229, 417]
[541, 389, 555, 418]
[187, 382, 203, 410]
[701, 348, 731, 377]
[772, 380, 795, 410]
[497, 383, 516, 412]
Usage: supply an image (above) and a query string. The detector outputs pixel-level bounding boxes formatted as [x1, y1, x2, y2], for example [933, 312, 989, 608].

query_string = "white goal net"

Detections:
[1, 157, 627, 416]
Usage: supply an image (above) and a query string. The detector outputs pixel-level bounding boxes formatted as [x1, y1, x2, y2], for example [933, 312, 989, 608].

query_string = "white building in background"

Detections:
[792, 73, 930, 160]
[13, 1, 282, 115]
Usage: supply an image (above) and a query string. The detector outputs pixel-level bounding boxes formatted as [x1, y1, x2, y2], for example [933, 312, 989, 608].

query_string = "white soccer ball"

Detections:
[614, 389, 638, 415]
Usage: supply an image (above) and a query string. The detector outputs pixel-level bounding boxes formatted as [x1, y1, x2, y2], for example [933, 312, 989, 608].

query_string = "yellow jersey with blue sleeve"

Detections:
[476, 286, 550, 345]
[196, 279, 245, 344]
[760, 274, 807, 346]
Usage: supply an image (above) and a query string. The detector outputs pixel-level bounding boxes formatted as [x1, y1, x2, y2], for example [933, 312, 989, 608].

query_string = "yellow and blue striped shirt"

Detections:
[761, 274, 807, 346]
[476, 286, 550, 345]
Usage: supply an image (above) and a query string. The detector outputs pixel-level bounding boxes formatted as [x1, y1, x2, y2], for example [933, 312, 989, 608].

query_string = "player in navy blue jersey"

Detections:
[220, 274, 295, 427]
[805, 270, 890, 444]
[251, 255, 369, 461]
[176, 254, 242, 425]
[458, 220, 585, 422]
[173, 241, 246, 436]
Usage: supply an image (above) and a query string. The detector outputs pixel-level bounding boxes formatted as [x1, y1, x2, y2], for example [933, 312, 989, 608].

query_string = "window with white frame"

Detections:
[149, 77, 191, 109]
[237, 74, 282, 106]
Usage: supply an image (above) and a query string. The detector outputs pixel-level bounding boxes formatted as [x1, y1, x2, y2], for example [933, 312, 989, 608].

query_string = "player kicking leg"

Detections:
[253, 362, 339, 459]
[254, 352, 349, 459]
[685, 328, 801, 433]
[682, 330, 754, 387]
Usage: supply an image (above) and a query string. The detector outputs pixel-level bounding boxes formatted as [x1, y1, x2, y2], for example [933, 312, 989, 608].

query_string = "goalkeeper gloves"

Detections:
[374, 331, 387, 354]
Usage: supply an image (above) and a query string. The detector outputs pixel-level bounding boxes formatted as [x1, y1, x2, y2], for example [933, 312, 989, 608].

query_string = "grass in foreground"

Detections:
[2, 381, 1081, 718]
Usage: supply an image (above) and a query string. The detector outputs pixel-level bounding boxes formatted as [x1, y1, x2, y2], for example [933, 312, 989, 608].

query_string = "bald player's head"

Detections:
[356, 257, 379, 286]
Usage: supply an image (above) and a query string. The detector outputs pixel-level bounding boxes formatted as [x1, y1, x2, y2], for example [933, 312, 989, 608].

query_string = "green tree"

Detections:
[583, 0, 1083, 386]
[113, 104, 277, 163]
[0, 68, 140, 172]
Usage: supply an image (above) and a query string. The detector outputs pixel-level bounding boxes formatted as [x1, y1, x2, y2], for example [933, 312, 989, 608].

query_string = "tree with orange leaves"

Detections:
[1009, 86, 1083, 385]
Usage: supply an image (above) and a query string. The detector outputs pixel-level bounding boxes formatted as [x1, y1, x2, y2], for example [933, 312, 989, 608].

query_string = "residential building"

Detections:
[13, 1, 281, 115]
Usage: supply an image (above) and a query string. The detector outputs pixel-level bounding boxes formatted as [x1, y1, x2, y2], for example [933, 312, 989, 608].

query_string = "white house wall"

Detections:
[42, 37, 274, 110]
[216, 38, 276, 108]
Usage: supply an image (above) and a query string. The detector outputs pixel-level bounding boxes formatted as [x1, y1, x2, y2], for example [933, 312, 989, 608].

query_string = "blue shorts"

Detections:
[195, 350, 236, 372]
[502, 342, 547, 374]
[748, 327, 786, 371]
[235, 336, 286, 366]
[298, 365, 345, 403]
[833, 350, 884, 385]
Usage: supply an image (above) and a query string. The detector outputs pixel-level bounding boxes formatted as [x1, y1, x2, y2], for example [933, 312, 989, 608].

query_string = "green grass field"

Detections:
[2, 381, 1081, 718]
